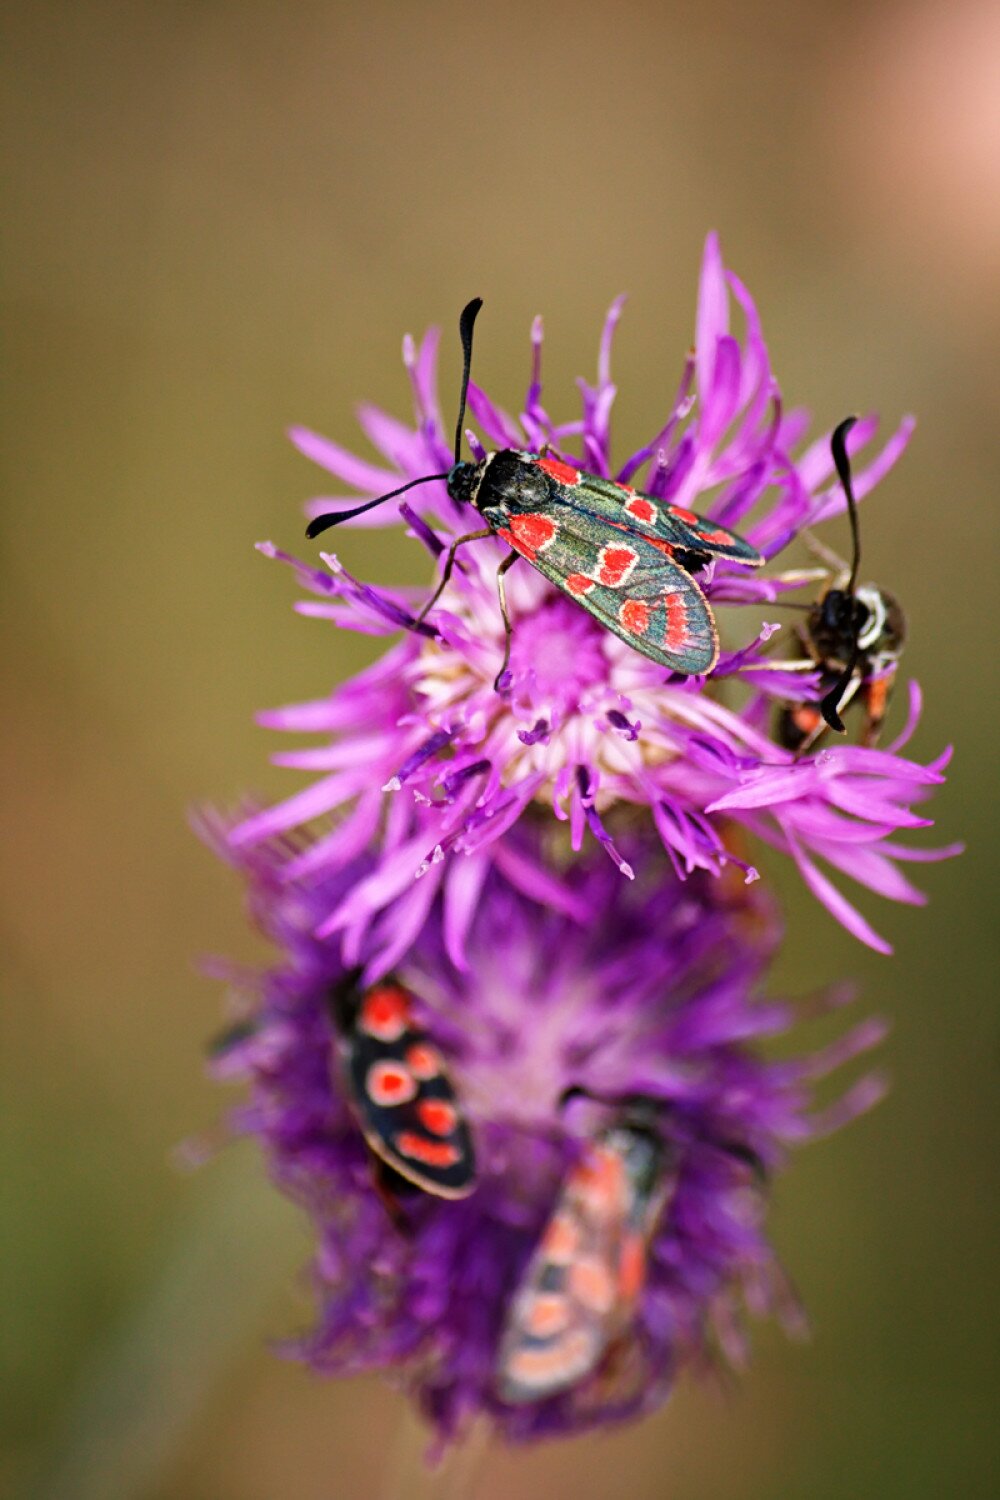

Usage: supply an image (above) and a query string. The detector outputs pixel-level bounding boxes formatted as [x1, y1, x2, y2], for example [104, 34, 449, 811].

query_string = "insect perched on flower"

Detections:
[774, 417, 907, 754]
[327, 972, 476, 1200]
[497, 1092, 677, 1405]
[306, 299, 764, 688]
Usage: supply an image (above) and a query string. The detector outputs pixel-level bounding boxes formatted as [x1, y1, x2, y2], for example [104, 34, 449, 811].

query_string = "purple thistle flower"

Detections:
[206, 819, 885, 1447]
[232, 236, 958, 956]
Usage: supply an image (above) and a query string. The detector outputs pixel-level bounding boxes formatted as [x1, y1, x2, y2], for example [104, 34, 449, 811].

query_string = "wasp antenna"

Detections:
[820, 416, 863, 734]
[454, 298, 483, 465]
[830, 416, 861, 595]
[306, 473, 450, 539]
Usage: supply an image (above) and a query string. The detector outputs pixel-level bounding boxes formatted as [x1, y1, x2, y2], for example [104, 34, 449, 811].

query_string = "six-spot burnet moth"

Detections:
[327, 972, 476, 1200]
[772, 417, 907, 754]
[495, 1091, 678, 1405]
[306, 300, 765, 689]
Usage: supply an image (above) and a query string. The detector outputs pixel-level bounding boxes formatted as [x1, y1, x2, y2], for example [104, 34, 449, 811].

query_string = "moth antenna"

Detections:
[819, 416, 863, 732]
[305, 473, 450, 540]
[454, 298, 483, 465]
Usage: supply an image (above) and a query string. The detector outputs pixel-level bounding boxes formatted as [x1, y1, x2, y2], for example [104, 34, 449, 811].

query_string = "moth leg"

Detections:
[860, 669, 894, 748]
[492, 550, 521, 692]
[413, 527, 492, 626]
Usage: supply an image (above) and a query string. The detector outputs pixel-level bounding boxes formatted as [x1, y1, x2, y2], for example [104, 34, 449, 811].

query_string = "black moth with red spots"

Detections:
[306, 299, 764, 688]
[448, 444, 762, 679]
[328, 973, 476, 1199]
[497, 1110, 676, 1406]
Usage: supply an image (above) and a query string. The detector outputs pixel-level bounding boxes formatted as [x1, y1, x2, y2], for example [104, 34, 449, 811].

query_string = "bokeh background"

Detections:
[3, 2, 998, 1496]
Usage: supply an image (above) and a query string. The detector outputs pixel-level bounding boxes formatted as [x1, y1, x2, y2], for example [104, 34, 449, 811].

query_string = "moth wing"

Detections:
[496, 1143, 632, 1404]
[499, 514, 719, 674]
[342, 984, 476, 1198]
[552, 470, 764, 567]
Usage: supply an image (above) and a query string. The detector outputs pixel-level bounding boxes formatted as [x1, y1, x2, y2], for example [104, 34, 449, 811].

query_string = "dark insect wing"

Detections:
[531, 457, 764, 567]
[496, 1125, 673, 1404]
[490, 502, 719, 674]
[337, 981, 475, 1198]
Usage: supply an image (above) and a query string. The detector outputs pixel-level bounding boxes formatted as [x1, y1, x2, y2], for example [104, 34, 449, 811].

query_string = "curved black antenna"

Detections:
[830, 415, 861, 594]
[454, 298, 483, 465]
[819, 415, 862, 733]
[305, 473, 449, 540]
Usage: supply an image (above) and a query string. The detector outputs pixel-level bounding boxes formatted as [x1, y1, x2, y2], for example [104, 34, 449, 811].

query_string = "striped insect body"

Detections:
[307, 299, 764, 688]
[774, 417, 906, 753]
[496, 1112, 675, 1405]
[329, 975, 476, 1199]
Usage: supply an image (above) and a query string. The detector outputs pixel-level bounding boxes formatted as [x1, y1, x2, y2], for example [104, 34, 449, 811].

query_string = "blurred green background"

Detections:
[3, 1, 997, 1496]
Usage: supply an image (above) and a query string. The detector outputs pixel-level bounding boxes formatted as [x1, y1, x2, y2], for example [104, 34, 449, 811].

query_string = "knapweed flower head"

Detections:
[205, 236, 960, 1450]
[233, 234, 957, 962]
[208, 820, 886, 1446]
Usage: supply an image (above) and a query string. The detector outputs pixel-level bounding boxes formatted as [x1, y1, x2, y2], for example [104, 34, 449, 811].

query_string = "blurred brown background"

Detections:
[2, 1, 997, 1496]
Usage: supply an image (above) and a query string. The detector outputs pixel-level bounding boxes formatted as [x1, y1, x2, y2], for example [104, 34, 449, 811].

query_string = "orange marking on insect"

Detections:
[541, 1212, 580, 1264]
[664, 592, 689, 651]
[624, 495, 656, 525]
[700, 528, 735, 546]
[617, 1232, 647, 1303]
[537, 456, 581, 486]
[792, 705, 822, 732]
[669, 505, 698, 524]
[416, 1098, 457, 1136]
[570, 1255, 616, 1314]
[406, 1042, 442, 1080]
[597, 544, 639, 588]
[523, 1293, 571, 1338]
[566, 572, 595, 597]
[510, 512, 557, 555]
[359, 986, 410, 1042]
[573, 1145, 626, 1217]
[619, 598, 651, 636]
[648, 536, 675, 557]
[366, 1059, 417, 1107]
[395, 1131, 460, 1168]
[867, 678, 889, 716]
[504, 1328, 594, 1387]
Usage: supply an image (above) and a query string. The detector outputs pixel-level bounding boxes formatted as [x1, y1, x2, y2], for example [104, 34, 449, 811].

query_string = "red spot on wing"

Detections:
[503, 1328, 595, 1391]
[574, 1144, 627, 1217]
[569, 1255, 616, 1315]
[619, 598, 651, 636]
[366, 1059, 417, 1106]
[537, 456, 581, 486]
[541, 1212, 580, 1265]
[624, 495, 656, 525]
[648, 537, 675, 557]
[360, 986, 410, 1042]
[597, 544, 639, 588]
[699, 527, 737, 546]
[406, 1042, 442, 1080]
[395, 1131, 461, 1168]
[416, 1098, 458, 1136]
[617, 1232, 647, 1303]
[510, 512, 557, 554]
[524, 1294, 571, 1338]
[664, 592, 689, 651]
[669, 505, 699, 525]
[566, 572, 596, 597]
